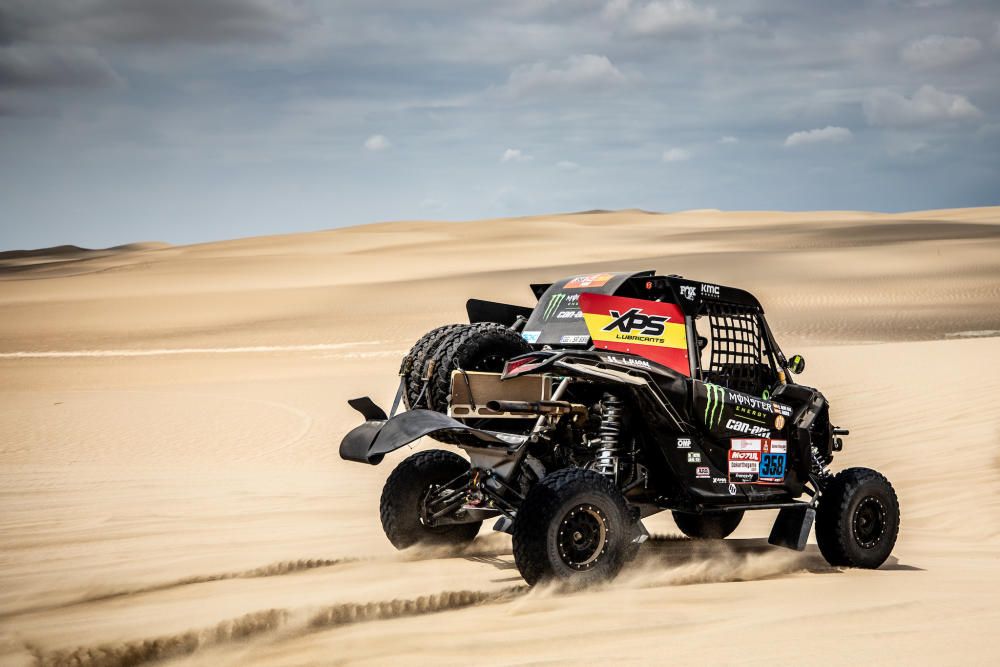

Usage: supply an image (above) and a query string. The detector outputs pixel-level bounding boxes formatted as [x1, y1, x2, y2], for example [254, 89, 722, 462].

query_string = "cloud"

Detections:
[556, 160, 580, 170]
[718, 135, 738, 144]
[864, 85, 982, 127]
[662, 147, 691, 162]
[1, 0, 307, 46]
[783, 126, 853, 147]
[901, 35, 982, 68]
[608, 0, 740, 36]
[602, 0, 632, 21]
[0, 44, 120, 90]
[363, 134, 391, 151]
[500, 54, 626, 98]
[501, 148, 532, 162]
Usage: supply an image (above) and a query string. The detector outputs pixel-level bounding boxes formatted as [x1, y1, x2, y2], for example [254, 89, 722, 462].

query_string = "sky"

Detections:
[1, 0, 998, 250]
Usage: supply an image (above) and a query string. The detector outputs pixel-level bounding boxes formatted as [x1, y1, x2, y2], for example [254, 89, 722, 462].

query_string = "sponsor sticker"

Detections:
[559, 334, 590, 344]
[734, 404, 768, 423]
[725, 418, 771, 438]
[701, 283, 720, 297]
[521, 331, 540, 344]
[774, 414, 785, 430]
[579, 293, 690, 375]
[604, 355, 651, 369]
[542, 293, 567, 320]
[728, 483, 738, 495]
[564, 273, 615, 289]
[679, 285, 697, 300]
[728, 438, 786, 485]
[687, 452, 701, 463]
[703, 383, 726, 429]
[759, 451, 786, 483]
[677, 437, 692, 449]
[731, 438, 763, 452]
[696, 466, 710, 478]
[771, 401, 792, 417]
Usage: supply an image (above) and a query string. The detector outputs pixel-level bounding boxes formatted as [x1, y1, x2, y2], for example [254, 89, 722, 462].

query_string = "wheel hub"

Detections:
[853, 496, 887, 549]
[557, 504, 609, 570]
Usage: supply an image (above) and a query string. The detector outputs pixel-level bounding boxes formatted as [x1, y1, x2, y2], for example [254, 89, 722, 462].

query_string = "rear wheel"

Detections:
[512, 469, 634, 586]
[379, 450, 481, 550]
[671, 510, 744, 539]
[815, 467, 899, 568]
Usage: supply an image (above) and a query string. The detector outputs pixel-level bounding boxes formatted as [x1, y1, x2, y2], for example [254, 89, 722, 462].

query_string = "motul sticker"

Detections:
[579, 293, 689, 376]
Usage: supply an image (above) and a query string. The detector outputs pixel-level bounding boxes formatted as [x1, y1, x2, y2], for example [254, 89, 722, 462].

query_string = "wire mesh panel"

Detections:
[705, 304, 768, 394]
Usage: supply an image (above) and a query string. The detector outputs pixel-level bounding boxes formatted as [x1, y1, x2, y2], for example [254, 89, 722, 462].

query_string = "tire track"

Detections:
[1, 558, 357, 621]
[31, 587, 526, 667]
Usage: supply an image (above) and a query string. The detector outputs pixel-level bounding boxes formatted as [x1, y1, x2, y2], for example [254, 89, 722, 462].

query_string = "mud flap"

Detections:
[768, 505, 815, 551]
[339, 398, 528, 465]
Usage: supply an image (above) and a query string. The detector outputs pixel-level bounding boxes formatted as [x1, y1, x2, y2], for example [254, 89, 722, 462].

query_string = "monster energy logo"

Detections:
[542, 293, 566, 320]
[704, 383, 725, 428]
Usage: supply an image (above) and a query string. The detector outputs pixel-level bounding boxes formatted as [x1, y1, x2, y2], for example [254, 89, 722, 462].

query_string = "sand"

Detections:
[1, 207, 999, 666]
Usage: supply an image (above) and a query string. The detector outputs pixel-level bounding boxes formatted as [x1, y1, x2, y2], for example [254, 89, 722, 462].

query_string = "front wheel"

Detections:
[379, 450, 482, 550]
[672, 509, 744, 539]
[815, 467, 900, 568]
[512, 469, 634, 586]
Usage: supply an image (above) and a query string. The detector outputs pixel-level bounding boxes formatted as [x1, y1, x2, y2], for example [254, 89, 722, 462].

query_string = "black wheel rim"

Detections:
[557, 504, 609, 570]
[853, 496, 887, 549]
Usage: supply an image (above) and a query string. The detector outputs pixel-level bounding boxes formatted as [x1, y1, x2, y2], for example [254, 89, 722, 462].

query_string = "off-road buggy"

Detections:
[341, 270, 900, 585]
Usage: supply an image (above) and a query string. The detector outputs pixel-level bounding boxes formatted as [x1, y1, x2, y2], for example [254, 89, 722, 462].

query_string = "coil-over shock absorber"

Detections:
[593, 393, 623, 481]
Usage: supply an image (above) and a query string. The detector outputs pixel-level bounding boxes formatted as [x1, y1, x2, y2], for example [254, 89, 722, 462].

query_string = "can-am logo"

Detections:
[602, 308, 669, 336]
[679, 285, 696, 300]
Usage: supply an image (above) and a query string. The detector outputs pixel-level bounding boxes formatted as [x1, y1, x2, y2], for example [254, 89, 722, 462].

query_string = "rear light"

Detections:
[502, 355, 544, 378]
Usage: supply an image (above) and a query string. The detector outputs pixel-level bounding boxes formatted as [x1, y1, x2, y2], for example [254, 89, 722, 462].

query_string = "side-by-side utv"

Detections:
[340, 270, 900, 585]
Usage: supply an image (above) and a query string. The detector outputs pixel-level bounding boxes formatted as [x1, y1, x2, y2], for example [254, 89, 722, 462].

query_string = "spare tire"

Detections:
[401, 324, 466, 409]
[407, 322, 531, 412]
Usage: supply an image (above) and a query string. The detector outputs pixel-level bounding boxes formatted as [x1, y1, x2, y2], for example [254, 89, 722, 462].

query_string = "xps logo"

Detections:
[602, 308, 669, 336]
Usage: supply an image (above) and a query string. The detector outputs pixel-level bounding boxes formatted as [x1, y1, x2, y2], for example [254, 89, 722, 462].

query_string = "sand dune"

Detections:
[1, 207, 999, 666]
